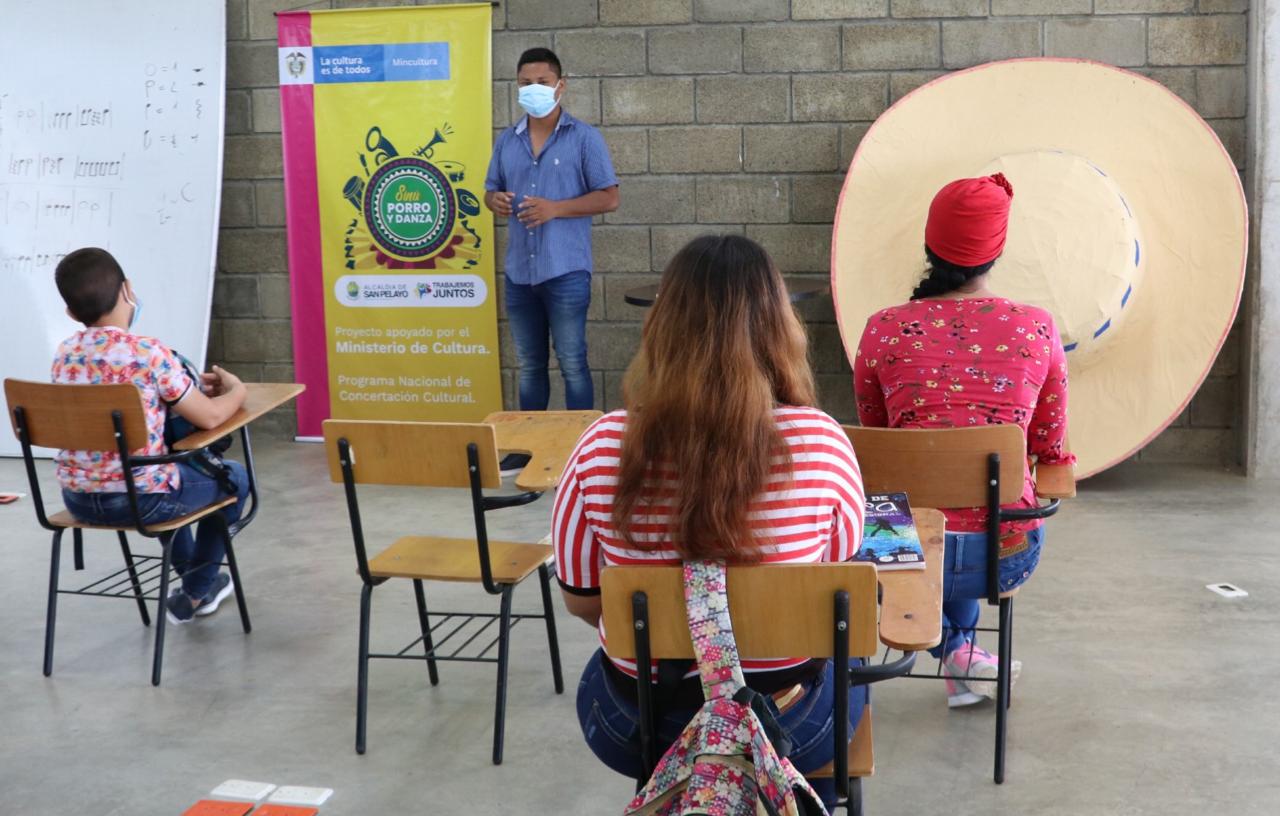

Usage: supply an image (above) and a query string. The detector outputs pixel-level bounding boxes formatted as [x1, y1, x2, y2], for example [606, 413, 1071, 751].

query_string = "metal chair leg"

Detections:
[994, 596, 1013, 784]
[43, 529, 64, 677]
[492, 585, 514, 765]
[219, 515, 251, 634]
[72, 528, 84, 571]
[1006, 598, 1015, 709]
[151, 533, 174, 687]
[356, 583, 373, 755]
[537, 563, 564, 694]
[412, 579, 439, 686]
[117, 532, 151, 627]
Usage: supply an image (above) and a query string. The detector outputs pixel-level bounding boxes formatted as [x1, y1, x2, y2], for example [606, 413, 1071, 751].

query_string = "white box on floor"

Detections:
[210, 780, 276, 803]
[268, 787, 334, 807]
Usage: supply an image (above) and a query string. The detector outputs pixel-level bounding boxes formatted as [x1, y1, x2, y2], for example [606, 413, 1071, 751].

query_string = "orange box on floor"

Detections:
[182, 802, 253, 816]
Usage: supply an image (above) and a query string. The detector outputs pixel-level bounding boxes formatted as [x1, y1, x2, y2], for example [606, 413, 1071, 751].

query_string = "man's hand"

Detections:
[486, 191, 515, 217]
[517, 196, 561, 228]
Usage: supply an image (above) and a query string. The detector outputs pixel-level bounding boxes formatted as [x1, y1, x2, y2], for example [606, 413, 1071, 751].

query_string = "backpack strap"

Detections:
[682, 559, 746, 701]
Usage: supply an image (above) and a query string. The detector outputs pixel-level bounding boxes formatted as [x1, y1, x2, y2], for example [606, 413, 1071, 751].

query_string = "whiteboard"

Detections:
[0, 0, 225, 456]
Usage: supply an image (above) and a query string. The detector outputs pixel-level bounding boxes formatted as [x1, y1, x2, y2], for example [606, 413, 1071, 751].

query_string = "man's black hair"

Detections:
[517, 47, 562, 78]
[55, 247, 126, 325]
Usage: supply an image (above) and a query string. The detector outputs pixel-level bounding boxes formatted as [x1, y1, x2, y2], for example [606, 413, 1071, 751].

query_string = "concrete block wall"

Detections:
[219, 0, 1249, 464]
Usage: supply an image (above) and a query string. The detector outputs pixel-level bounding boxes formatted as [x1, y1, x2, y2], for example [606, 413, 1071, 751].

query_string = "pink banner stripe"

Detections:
[278, 12, 328, 437]
[278, 11, 312, 47]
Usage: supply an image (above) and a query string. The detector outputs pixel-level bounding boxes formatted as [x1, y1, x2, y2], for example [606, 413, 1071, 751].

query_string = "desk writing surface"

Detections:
[877, 507, 944, 652]
[484, 410, 601, 491]
[173, 383, 305, 451]
[1035, 461, 1077, 499]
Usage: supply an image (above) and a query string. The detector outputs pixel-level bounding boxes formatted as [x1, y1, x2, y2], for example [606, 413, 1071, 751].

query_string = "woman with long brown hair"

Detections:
[552, 234, 866, 804]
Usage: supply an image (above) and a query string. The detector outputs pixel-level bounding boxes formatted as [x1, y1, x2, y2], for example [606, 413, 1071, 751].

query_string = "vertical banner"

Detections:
[278, 4, 498, 437]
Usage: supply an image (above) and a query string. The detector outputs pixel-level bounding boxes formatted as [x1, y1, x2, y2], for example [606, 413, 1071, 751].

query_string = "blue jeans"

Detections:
[62, 461, 250, 599]
[576, 650, 867, 808]
[931, 526, 1044, 658]
[505, 269, 593, 410]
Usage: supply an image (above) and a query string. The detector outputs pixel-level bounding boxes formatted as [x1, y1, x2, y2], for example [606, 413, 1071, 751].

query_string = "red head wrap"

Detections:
[924, 173, 1014, 267]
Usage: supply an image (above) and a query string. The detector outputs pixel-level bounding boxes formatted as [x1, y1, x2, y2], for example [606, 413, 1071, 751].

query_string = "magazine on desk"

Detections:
[856, 492, 925, 571]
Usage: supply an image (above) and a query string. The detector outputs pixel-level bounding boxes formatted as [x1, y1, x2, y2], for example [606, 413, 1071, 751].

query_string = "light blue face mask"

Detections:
[517, 81, 561, 119]
[123, 287, 142, 330]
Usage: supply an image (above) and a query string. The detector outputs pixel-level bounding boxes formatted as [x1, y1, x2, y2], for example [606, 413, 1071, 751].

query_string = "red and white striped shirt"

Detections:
[553, 406, 866, 677]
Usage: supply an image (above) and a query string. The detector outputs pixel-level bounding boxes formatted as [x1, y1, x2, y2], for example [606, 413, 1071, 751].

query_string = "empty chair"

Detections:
[323, 419, 564, 764]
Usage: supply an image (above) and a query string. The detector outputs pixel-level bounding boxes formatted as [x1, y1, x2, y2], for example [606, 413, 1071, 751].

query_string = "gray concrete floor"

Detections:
[1, 440, 1276, 815]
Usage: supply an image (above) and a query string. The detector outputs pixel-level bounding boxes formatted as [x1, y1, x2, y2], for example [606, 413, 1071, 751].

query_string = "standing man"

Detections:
[485, 47, 619, 471]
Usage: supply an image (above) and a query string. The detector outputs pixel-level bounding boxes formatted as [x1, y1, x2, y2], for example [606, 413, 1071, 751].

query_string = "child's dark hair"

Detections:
[910, 246, 997, 300]
[55, 247, 126, 324]
[517, 47, 562, 77]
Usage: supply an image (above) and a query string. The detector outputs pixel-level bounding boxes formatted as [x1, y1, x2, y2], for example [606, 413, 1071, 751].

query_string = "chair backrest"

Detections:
[600, 563, 880, 660]
[322, 419, 501, 489]
[4, 379, 149, 451]
[843, 425, 1024, 507]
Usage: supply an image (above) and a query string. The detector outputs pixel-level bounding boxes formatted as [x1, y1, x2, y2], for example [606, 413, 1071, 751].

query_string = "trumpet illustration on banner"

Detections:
[413, 124, 453, 160]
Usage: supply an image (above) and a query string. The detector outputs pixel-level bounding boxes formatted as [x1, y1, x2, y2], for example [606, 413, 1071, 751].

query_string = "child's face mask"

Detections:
[122, 285, 142, 330]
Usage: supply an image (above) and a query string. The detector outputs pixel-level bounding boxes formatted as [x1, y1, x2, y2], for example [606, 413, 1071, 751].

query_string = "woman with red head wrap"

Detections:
[916, 173, 1014, 296]
[853, 174, 1075, 707]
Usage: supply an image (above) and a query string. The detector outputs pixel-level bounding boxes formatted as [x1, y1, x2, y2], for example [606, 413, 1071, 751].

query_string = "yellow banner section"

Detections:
[312, 4, 498, 421]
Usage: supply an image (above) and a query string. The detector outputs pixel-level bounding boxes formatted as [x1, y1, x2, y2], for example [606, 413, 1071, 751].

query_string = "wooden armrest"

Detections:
[877, 508, 944, 652]
[172, 382, 304, 450]
[1034, 461, 1076, 499]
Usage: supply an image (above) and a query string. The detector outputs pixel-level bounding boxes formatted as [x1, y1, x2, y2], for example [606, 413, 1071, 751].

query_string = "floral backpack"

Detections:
[624, 560, 828, 816]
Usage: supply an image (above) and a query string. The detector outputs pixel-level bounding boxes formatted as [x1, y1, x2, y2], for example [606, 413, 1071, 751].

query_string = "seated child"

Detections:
[53, 247, 251, 625]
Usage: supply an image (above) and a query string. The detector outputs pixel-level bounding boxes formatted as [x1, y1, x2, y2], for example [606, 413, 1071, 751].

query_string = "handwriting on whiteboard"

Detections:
[0, 0, 227, 460]
[0, 58, 214, 261]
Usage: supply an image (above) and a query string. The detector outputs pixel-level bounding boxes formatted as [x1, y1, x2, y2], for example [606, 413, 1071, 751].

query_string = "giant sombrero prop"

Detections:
[831, 59, 1248, 478]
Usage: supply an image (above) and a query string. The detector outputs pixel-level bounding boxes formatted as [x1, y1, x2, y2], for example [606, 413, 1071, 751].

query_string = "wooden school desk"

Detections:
[876, 507, 945, 653]
[173, 382, 305, 534]
[483, 410, 602, 492]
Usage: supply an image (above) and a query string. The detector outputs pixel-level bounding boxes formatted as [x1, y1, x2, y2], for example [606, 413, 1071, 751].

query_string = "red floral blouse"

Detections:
[853, 297, 1075, 534]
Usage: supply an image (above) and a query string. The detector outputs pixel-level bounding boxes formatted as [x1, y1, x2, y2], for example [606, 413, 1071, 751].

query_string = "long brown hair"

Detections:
[613, 234, 816, 561]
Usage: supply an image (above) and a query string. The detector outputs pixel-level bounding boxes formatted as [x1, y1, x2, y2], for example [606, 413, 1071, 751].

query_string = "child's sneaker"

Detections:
[194, 573, 234, 617]
[165, 592, 196, 625]
[943, 643, 1021, 699]
[946, 676, 985, 708]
